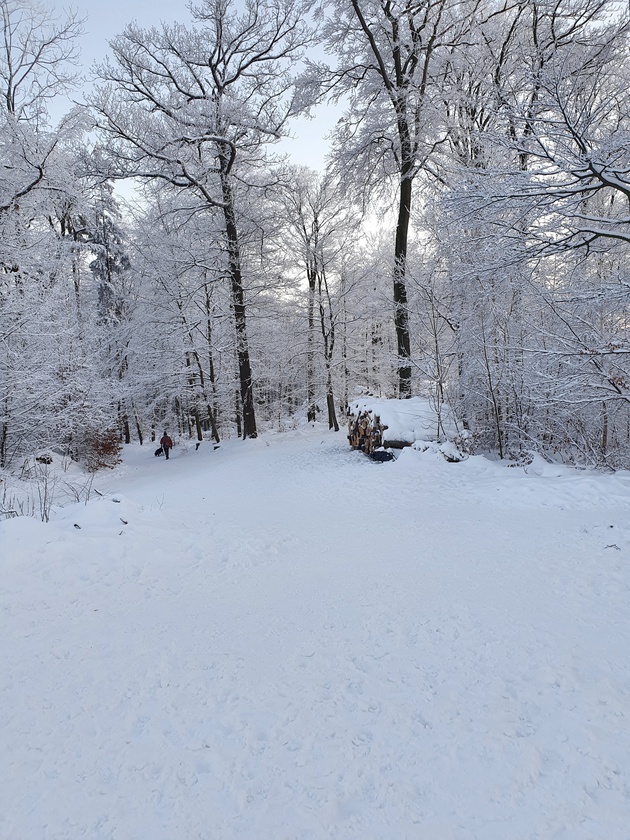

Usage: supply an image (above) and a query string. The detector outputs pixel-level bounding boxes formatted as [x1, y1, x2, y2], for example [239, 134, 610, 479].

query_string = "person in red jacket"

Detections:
[160, 431, 173, 459]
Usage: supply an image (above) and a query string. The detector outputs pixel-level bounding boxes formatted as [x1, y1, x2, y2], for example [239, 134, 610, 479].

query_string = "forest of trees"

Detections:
[1, 0, 628, 470]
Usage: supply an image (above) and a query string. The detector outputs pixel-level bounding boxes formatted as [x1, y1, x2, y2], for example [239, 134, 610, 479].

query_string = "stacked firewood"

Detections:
[347, 408, 384, 455]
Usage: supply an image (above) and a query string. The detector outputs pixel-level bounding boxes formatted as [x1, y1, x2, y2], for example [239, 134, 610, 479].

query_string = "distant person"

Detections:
[160, 431, 173, 460]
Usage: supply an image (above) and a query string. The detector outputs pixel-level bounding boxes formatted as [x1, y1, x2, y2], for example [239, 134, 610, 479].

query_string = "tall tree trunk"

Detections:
[191, 349, 220, 444]
[133, 406, 144, 445]
[118, 401, 131, 444]
[394, 172, 412, 397]
[194, 407, 203, 442]
[306, 264, 317, 423]
[340, 268, 350, 414]
[0, 416, 7, 468]
[318, 265, 339, 432]
[235, 389, 242, 438]
[325, 370, 339, 431]
[204, 283, 220, 436]
[220, 171, 257, 439]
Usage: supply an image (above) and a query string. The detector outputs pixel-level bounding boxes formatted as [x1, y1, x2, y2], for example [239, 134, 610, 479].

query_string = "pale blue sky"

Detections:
[75, 0, 181, 67]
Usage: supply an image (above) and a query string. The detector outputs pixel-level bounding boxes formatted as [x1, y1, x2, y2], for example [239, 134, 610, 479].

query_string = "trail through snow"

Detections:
[3, 428, 630, 839]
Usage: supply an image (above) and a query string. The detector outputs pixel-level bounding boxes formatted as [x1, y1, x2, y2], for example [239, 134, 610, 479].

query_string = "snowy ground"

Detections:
[3, 428, 630, 839]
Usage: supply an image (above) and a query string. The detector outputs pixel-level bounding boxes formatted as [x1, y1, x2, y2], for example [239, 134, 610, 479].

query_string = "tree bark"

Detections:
[220, 170, 257, 439]
[325, 376, 339, 431]
[133, 407, 144, 445]
[394, 172, 413, 397]
[235, 389, 242, 438]
[191, 349, 220, 444]
[306, 263, 317, 423]
[0, 417, 7, 468]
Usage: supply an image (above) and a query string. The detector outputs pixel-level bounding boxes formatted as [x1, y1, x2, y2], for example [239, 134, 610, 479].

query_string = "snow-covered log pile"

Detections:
[347, 407, 383, 455]
[347, 397, 459, 456]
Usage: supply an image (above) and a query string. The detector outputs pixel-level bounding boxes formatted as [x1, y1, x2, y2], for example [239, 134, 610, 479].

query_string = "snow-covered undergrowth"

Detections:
[3, 428, 630, 839]
[1, 453, 98, 523]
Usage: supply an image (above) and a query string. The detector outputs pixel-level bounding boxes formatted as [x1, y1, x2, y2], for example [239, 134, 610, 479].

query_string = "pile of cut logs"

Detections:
[347, 408, 384, 455]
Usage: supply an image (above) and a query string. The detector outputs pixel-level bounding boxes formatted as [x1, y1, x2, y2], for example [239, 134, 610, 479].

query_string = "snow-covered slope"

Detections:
[3, 429, 630, 839]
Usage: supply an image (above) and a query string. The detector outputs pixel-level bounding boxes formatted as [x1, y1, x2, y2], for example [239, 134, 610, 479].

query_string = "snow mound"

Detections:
[348, 396, 457, 444]
[412, 439, 467, 462]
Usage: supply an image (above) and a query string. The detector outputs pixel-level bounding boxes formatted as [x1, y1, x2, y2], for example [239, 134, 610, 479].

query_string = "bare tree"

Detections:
[0, 0, 92, 467]
[310, 0, 481, 397]
[439, 0, 630, 463]
[453, 0, 630, 257]
[0, 0, 85, 217]
[277, 166, 360, 428]
[91, 0, 311, 439]
[0, 0, 83, 122]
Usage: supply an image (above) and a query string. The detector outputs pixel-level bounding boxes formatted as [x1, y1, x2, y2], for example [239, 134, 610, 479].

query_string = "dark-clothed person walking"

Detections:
[160, 432, 173, 459]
